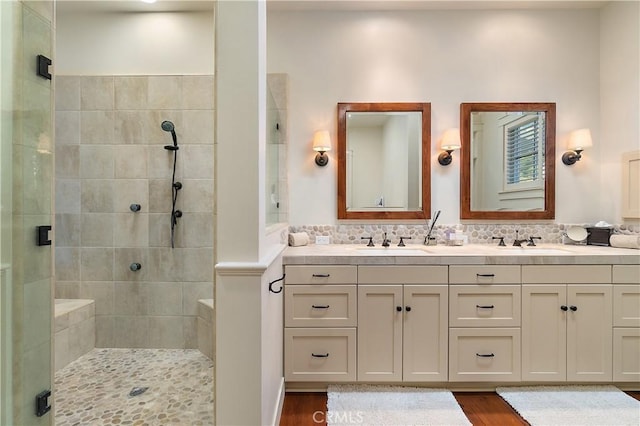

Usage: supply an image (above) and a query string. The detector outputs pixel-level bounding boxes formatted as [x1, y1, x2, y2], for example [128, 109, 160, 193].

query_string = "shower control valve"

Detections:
[130, 263, 142, 272]
[129, 204, 141, 212]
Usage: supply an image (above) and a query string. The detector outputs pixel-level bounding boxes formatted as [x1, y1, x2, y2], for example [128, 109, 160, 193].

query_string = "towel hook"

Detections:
[268, 274, 285, 294]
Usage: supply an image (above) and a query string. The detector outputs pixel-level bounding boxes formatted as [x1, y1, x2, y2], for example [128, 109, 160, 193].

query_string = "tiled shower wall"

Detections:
[54, 75, 214, 348]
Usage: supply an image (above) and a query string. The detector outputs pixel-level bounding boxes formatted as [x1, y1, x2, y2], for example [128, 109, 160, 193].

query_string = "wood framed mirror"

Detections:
[460, 102, 556, 220]
[337, 102, 431, 220]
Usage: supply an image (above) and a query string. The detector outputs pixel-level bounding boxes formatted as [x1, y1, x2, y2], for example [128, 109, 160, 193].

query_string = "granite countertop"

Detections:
[283, 243, 640, 265]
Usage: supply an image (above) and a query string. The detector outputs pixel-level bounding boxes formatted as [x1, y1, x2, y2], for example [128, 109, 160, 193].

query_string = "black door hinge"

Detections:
[36, 389, 51, 417]
[36, 225, 52, 246]
[37, 55, 52, 80]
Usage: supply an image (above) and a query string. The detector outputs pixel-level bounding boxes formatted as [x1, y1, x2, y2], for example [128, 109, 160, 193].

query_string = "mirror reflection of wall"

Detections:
[346, 112, 422, 211]
[471, 111, 546, 212]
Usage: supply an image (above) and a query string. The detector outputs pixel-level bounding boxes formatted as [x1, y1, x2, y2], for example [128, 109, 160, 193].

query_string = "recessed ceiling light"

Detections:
[141, 0, 157, 4]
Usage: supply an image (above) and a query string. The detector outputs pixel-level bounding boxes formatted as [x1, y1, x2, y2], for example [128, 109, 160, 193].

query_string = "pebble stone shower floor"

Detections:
[54, 348, 214, 425]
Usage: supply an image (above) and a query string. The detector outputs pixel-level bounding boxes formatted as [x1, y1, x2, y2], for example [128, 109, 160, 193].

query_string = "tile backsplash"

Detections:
[290, 223, 640, 245]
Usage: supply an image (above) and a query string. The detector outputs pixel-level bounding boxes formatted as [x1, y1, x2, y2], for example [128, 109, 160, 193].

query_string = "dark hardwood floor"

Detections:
[280, 390, 640, 426]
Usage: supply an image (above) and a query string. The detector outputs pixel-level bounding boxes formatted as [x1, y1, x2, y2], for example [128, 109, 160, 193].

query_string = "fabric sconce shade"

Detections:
[313, 130, 331, 166]
[562, 128, 593, 165]
[438, 128, 461, 166]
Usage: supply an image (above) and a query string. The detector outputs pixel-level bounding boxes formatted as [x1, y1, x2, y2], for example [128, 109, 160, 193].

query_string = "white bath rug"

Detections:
[496, 385, 640, 426]
[327, 384, 471, 426]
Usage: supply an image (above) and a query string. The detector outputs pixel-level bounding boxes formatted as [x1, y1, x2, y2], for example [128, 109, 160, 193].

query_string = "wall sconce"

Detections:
[562, 128, 593, 165]
[437, 128, 461, 166]
[313, 130, 331, 167]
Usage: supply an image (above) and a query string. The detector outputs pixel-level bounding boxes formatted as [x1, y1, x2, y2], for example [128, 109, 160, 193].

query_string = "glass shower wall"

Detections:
[265, 74, 288, 227]
[0, 1, 54, 425]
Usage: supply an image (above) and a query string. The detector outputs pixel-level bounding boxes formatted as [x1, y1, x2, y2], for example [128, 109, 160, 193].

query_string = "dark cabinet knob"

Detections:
[396, 306, 402, 312]
[405, 306, 412, 312]
[570, 305, 578, 311]
[561, 305, 568, 311]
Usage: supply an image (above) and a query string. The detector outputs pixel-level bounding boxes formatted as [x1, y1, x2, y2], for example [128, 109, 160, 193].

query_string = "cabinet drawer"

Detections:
[449, 286, 521, 327]
[613, 328, 640, 382]
[285, 285, 357, 327]
[449, 266, 520, 284]
[284, 328, 356, 382]
[613, 285, 640, 327]
[449, 328, 521, 382]
[522, 265, 611, 284]
[358, 266, 448, 284]
[613, 265, 640, 283]
[285, 265, 357, 285]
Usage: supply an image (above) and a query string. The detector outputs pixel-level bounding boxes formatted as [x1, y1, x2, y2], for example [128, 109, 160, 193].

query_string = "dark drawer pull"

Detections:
[312, 274, 330, 278]
[561, 305, 568, 311]
[476, 305, 495, 309]
[476, 273, 496, 278]
[476, 353, 495, 358]
[311, 305, 330, 309]
[311, 353, 329, 358]
[570, 305, 577, 312]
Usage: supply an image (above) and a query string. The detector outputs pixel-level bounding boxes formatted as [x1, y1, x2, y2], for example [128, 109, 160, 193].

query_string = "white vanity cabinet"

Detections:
[282, 249, 639, 389]
[521, 265, 612, 382]
[283, 265, 357, 382]
[448, 266, 522, 382]
[612, 265, 640, 382]
[357, 266, 448, 382]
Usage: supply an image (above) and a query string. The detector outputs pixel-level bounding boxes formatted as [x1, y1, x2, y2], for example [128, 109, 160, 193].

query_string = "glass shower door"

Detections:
[1, 1, 54, 425]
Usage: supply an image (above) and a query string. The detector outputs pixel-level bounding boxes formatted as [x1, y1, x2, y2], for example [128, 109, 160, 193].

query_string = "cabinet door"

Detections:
[613, 328, 640, 382]
[357, 285, 402, 381]
[403, 285, 448, 382]
[522, 285, 567, 381]
[567, 285, 612, 382]
[613, 285, 640, 327]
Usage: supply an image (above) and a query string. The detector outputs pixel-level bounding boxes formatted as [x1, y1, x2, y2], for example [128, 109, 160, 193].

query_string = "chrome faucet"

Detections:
[382, 232, 391, 247]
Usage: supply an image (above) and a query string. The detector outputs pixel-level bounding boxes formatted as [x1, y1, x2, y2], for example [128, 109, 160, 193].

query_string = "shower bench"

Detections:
[54, 299, 95, 371]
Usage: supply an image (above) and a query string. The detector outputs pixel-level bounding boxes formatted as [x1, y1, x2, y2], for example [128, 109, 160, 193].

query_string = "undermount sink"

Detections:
[354, 248, 428, 255]
[494, 247, 570, 255]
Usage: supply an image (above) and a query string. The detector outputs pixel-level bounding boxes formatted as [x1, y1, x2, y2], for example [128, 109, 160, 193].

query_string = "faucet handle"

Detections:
[361, 236, 374, 247]
[527, 236, 542, 246]
[492, 236, 506, 246]
[398, 236, 412, 247]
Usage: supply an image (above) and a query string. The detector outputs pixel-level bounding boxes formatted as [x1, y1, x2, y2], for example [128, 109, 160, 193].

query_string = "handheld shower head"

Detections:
[161, 120, 174, 132]
[161, 120, 178, 149]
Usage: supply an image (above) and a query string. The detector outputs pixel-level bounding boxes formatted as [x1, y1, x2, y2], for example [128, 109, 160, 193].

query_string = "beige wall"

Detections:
[55, 10, 214, 75]
[599, 1, 640, 222]
[267, 6, 638, 226]
[54, 75, 214, 348]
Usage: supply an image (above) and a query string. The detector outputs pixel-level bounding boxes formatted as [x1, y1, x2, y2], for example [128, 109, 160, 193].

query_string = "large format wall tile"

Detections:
[55, 75, 215, 349]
